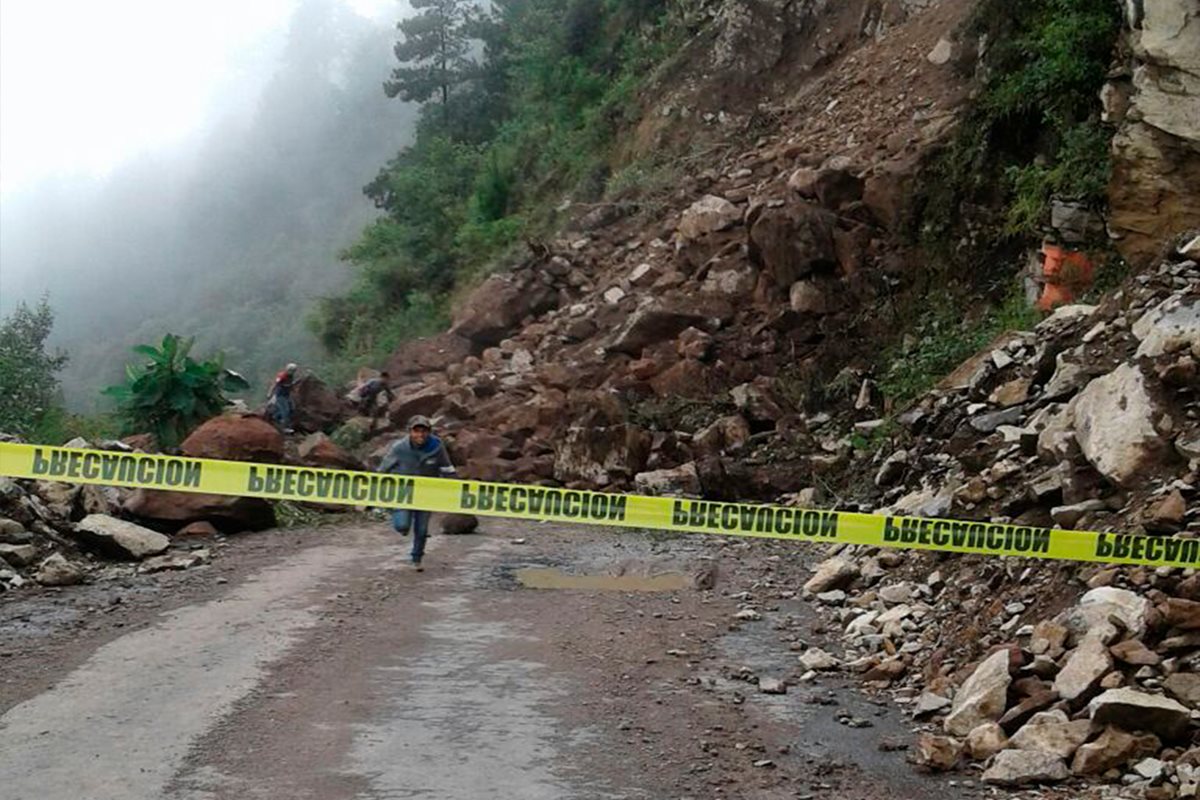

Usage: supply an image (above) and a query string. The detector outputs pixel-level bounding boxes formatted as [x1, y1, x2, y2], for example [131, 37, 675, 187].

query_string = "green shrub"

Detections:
[103, 334, 250, 449]
[879, 288, 1040, 409]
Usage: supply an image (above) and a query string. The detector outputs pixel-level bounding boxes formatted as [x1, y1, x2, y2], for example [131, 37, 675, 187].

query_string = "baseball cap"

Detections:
[408, 415, 433, 430]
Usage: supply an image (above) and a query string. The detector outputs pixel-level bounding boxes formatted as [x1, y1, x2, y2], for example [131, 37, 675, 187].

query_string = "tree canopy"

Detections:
[0, 299, 68, 437]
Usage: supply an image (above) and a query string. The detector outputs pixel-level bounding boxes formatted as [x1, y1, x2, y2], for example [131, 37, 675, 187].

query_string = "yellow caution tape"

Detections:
[0, 441, 1191, 570]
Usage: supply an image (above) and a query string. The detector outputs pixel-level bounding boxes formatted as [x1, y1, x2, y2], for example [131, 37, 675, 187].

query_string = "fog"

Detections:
[0, 0, 417, 409]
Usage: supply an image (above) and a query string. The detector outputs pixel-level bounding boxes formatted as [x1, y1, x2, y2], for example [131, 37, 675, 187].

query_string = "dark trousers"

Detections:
[391, 509, 431, 563]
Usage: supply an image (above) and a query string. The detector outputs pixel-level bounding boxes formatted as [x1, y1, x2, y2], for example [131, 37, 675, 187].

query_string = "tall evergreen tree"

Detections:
[384, 0, 479, 117]
[0, 298, 68, 436]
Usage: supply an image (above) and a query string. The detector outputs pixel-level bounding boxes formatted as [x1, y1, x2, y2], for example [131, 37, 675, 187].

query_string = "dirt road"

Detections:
[0, 520, 980, 800]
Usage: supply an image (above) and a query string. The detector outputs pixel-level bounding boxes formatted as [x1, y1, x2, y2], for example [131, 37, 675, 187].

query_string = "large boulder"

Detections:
[748, 203, 837, 287]
[73, 514, 170, 560]
[297, 433, 360, 470]
[290, 376, 349, 433]
[181, 414, 284, 463]
[386, 332, 474, 376]
[608, 303, 709, 356]
[554, 425, 651, 487]
[387, 384, 452, 427]
[1008, 710, 1092, 759]
[1089, 687, 1193, 742]
[1061, 586, 1153, 642]
[944, 650, 1013, 736]
[982, 750, 1069, 786]
[634, 463, 702, 497]
[1071, 725, 1161, 776]
[125, 490, 275, 533]
[1069, 364, 1168, 487]
[451, 274, 558, 347]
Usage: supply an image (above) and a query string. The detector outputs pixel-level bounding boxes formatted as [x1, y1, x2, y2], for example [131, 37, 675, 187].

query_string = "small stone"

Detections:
[1146, 490, 1187, 533]
[926, 38, 954, 65]
[911, 734, 961, 771]
[804, 556, 858, 594]
[876, 583, 912, 605]
[177, 520, 219, 537]
[913, 692, 953, 719]
[799, 648, 840, 671]
[966, 722, 1008, 760]
[1164, 673, 1200, 709]
[1051, 500, 1107, 528]
[990, 377, 1033, 407]
[758, 676, 787, 695]
[734, 608, 763, 621]
[1135, 757, 1167, 781]
[0, 543, 38, 567]
[1030, 619, 1070, 658]
[603, 287, 626, 305]
[35, 553, 84, 586]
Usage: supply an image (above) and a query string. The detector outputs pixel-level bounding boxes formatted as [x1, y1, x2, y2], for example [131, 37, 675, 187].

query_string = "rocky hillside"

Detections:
[3, 0, 1199, 794]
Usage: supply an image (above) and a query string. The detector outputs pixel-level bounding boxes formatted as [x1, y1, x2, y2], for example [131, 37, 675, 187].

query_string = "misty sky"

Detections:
[0, 0, 398, 197]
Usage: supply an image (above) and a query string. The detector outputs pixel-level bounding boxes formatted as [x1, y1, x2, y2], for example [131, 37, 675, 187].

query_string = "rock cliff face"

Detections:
[1108, 0, 1200, 264]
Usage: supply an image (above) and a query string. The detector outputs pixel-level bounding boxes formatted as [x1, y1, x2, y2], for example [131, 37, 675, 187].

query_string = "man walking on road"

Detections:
[377, 415, 457, 571]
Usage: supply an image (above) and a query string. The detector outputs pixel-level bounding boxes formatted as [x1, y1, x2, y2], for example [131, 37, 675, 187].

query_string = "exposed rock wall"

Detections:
[1108, 0, 1200, 264]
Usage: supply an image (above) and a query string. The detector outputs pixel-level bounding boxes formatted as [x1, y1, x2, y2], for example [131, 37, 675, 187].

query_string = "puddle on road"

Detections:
[515, 567, 688, 592]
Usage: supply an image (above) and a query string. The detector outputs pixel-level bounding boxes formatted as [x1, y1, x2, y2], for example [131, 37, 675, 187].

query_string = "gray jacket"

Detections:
[378, 435, 456, 479]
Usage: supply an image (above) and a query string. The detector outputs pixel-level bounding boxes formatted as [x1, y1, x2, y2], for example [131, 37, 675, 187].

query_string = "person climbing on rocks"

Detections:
[377, 415, 457, 571]
[267, 362, 299, 434]
[350, 371, 395, 422]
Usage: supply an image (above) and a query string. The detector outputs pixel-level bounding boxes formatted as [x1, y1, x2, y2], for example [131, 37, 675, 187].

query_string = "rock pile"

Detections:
[0, 440, 214, 590]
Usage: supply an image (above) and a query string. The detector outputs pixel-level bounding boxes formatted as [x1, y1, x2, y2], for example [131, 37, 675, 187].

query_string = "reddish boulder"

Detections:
[298, 433, 360, 470]
[651, 360, 712, 399]
[181, 415, 284, 463]
[451, 275, 558, 346]
[125, 490, 275, 532]
[290, 376, 348, 433]
[447, 430, 516, 463]
[608, 303, 709, 356]
[388, 384, 450, 426]
[748, 203, 837, 286]
[121, 433, 159, 452]
[386, 332, 474, 376]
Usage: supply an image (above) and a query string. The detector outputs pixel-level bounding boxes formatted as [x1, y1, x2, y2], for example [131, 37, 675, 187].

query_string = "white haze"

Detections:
[0, 0, 396, 195]
[0, 0, 417, 410]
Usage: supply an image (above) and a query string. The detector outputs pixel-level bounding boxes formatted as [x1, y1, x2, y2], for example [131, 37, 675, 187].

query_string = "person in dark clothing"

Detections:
[377, 415, 456, 571]
[353, 372, 395, 418]
[267, 363, 298, 433]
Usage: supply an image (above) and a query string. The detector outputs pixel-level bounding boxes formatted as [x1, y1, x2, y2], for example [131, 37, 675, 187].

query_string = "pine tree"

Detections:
[384, 0, 478, 114]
